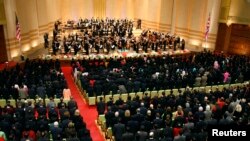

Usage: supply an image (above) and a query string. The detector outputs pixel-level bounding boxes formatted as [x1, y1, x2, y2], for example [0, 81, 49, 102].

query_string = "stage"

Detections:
[40, 48, 191, 61]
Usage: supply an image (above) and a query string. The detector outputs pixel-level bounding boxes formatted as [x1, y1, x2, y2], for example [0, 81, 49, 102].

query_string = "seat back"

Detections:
[150, 91, 158, 98]
[136, 92, 143, 100]
[105, 94, 112, 103]
[121, 93, 128, 102]
[128, 92, 136, 100]
[113, 94, 120, 103]
[0, 99, 6, 107]
[88, 97, 96, 106]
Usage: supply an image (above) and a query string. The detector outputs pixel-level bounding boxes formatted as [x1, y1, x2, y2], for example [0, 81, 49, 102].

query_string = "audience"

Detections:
[98, 83, 250, 141]
[0, 59, 92, 141]
[73, 50, 250, 97]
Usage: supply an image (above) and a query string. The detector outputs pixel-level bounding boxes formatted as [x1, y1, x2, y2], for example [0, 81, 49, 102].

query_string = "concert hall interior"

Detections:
[0, 0, 250, 141]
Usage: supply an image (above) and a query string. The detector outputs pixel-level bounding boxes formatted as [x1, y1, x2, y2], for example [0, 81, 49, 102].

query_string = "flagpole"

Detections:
[15, 12, 23, 61]
[205, 35, 207, 49]
[18, 39, 24, 61]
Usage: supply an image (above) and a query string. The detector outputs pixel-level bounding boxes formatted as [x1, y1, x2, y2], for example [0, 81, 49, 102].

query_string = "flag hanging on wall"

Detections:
[205, 13, 211, 41]
[16, 14, 21, 41]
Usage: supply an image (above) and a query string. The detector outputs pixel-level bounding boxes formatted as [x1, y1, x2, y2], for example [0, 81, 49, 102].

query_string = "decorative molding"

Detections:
[175, 27, 217, 37]
[219, 0, 231, 21]
[227, 16, 250, 25]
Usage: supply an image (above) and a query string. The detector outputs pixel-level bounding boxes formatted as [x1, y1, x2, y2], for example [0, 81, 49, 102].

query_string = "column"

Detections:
[93, 0, 106, 18]
[170, 0, 177, 34]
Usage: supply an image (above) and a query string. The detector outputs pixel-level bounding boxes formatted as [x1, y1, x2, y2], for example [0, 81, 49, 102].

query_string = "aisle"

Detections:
[62, 67, 104, 141]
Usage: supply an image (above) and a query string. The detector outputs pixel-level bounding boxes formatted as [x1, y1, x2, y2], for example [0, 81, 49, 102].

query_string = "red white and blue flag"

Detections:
[16, 14, 21, 41]
[205, 13, 210, 41]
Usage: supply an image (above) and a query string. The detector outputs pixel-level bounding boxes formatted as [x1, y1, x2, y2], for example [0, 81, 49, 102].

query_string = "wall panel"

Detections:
[228, 24, 250, 55]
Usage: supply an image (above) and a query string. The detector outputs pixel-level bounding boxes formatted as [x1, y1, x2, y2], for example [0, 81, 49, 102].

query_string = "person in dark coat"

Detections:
[68, 97, 78, 110]
[50, 121, 63, 141]
[105, 107, 115, 128]
[113, 119, 126, 141]
[146, 131, 157, 141]
[136, 126, 148, 141]
[121, 127, 135, 141]
[96, 97, 105, 115]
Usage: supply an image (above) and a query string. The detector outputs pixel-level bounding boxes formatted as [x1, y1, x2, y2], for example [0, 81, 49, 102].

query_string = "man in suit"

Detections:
[137, 19, 142, 29]
[68, 97, 78, 110]
[121, 127, 135, 141]
[181, 39, 185, 50]
[136, 126, 148, 141]
[57, 97, 67, 109]
[113, 119, 126, 141]
[146, 132, 157, 141]
[96, 97, 105, 115]
[44, 33, 49, 48]
[50, 121, 63, 141]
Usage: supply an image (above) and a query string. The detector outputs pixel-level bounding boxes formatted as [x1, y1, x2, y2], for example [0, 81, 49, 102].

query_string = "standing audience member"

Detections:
[97, 97, 105, 115]
[63, 86, 71, 101]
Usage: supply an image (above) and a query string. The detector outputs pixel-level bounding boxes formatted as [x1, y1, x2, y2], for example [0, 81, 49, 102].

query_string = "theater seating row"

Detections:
[94, 81, 249, 140]
[84, 82, 249, 106]
[0, 97, 70, 108]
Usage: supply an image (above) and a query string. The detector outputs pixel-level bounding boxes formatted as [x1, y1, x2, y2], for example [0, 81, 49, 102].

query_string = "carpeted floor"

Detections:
[62, 67, 104, 141]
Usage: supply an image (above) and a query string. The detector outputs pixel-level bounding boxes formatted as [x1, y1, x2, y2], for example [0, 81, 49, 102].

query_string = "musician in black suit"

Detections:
[181, 39, 185, 50]
[44, 33, 49, 48]
[137, 19, 142, 29]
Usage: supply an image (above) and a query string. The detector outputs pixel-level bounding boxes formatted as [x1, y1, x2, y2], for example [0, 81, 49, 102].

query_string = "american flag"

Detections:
[16, 14, 21, 41]
[205, 13, 210, 41]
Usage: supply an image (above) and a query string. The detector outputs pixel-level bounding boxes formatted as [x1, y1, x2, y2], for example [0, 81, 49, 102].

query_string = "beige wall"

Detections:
[61, 0, 93, 21]
[133, 0, 172, 32]
[4, 0, 61, 59]
[174, 0, 220, 50]
[106, 0, 134, 19]
[219, 0, 250, 25]
[228, 0, 250, 24]
[4, 0, 222, 60]
[0, 0, 6, 24]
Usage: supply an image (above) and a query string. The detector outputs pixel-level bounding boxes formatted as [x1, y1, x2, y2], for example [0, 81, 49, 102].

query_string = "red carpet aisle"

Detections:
[62, 67, 105, 141]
